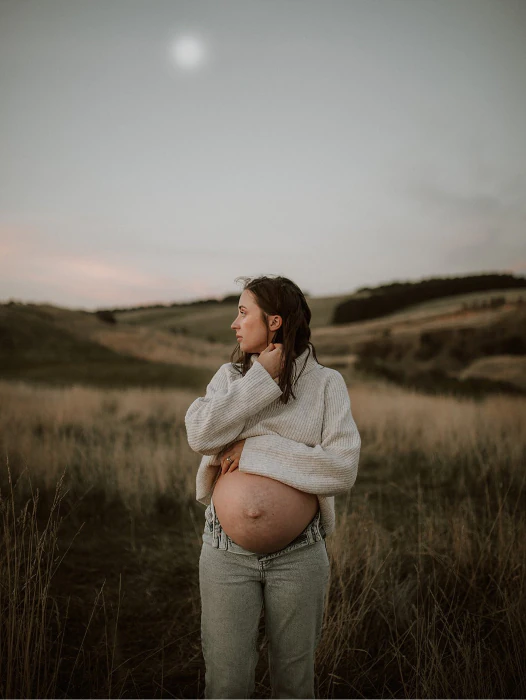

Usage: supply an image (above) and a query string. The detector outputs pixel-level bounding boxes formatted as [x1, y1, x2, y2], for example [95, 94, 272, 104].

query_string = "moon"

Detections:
[170, 35, 207, 70]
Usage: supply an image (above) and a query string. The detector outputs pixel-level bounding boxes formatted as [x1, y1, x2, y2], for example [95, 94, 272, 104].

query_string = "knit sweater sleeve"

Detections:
[238, 371, 361, 496]
[184, 360, 283, 455]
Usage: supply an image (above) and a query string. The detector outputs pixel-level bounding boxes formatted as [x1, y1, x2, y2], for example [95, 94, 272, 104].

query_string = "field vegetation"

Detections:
[1, 373, 525, 697]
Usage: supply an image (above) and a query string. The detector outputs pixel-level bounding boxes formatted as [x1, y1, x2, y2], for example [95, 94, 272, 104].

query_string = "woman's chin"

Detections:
[238, 341, 263, 355]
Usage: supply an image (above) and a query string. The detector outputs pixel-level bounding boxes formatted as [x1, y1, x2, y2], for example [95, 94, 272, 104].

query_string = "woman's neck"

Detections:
[250, 349, 298, 362]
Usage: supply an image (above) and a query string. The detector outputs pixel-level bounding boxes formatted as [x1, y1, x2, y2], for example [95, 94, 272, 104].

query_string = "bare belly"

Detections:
[211, 468, 320, 555]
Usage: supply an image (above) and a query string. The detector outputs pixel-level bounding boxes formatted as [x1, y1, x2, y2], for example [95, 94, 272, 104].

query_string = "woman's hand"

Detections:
[218, 439, 246, 475]
[255, 343, 284, 379]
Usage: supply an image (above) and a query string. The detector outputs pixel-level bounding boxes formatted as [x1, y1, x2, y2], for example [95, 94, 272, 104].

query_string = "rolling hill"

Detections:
[0, 303, 212, 390]
[1, 280, 525, 395]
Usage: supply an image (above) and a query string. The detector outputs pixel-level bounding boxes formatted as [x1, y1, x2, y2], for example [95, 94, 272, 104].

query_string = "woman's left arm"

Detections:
[237, 371, 361, 496]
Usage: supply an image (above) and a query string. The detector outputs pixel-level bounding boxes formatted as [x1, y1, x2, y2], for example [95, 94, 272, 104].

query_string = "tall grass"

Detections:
[0, 460, 127, 699]
[315, 386, 526, 698]
[0, 463, 70, 697]
[0, 380, 196, 513]
[0, 377, 525, 697]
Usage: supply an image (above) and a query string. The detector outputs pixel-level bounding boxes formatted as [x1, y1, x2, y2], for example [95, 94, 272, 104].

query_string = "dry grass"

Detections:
[460, 355, 526, 390]
[0, 465, 121, 698]
[88, 325, 227, 370]
[0, 380, 198, 513]
[0, 376, 525, 697]
[0, 467, 66, 698]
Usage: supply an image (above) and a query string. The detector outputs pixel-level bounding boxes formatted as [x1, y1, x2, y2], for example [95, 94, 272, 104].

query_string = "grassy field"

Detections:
[1, 375, 525, 698]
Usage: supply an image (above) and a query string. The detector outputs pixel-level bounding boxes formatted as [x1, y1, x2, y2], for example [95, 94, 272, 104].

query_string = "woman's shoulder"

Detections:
[308, 363, 347, 389]
[304, 357, 338, 376]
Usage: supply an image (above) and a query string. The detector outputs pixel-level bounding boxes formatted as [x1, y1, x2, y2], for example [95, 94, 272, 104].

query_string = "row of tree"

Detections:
[333, 273, 526, 324]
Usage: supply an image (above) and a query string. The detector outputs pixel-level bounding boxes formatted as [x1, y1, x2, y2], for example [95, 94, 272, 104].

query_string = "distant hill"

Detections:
[0, 304, 212, 390]
[333, 272, 526, 324]
[91, 273, 526, 344]
[111, 294, 351, 345]
[352, 303, 526, 395]
[2, 273, 526, 395]
[311, 289, 526, 396]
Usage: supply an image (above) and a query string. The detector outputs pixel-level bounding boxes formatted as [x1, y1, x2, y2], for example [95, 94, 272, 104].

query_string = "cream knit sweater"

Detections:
[184, 345, 361, 537]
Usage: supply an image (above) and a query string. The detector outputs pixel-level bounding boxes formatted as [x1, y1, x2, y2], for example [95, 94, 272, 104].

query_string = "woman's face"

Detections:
[231, 289, 281, 354]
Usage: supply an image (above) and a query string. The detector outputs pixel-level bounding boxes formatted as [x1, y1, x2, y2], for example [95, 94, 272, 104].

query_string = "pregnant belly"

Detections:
[212, 468, 319, 555]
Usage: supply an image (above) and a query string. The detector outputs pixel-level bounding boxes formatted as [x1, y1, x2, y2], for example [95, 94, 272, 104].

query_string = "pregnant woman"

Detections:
[185, 274, 361, 699]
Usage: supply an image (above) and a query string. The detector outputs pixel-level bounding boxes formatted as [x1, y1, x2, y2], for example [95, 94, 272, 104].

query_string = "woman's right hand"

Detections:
[255, 343, 284, 379]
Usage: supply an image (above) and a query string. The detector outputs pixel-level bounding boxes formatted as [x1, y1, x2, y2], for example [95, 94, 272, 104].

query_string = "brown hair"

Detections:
[229, 274, 324, 404]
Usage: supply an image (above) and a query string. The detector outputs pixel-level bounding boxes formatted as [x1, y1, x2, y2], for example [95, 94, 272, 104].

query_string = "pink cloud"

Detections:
[0, 223, 175, 303]
[0, 223, 223, 307]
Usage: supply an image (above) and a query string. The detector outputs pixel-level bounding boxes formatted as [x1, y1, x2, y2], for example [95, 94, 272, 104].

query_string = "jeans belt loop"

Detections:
[306, 525, 313, 545]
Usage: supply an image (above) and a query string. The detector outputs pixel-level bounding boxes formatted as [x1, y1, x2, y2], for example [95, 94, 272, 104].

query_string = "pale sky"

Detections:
[1, 0, 525, 310]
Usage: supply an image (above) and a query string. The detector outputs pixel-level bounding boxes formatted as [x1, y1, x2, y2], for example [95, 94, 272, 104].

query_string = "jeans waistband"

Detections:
[203, 495, 326, 560]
